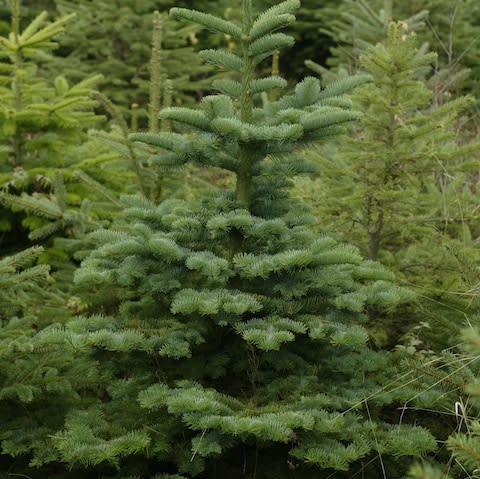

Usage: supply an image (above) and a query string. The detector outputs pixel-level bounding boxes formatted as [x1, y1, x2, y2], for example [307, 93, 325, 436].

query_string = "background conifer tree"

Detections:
[310, 0, 428, 81]
[55, 2, 439, 477]
[296, 22, 480, 348]
[89, 10, 221, 207]
[0, 0, 108, 252]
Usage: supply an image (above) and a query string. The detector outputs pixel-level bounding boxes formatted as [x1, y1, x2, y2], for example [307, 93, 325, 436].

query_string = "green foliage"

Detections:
[0, 246, 49, 311]
[317, 0, 480, 100]
[406, 461, 453, 479]
[0, 7, 103, 172]
[0, 1, 111, 253]
[256, 0, 340, 79]
[314, 0, 428, 82]
[0, 1, 479, 478]
[53, 0, 213, 121]
[444, 325, 480, 476]
[55, 2, 438, 478]
[0, 247, 99, 476]
[297, 22, 480, 347]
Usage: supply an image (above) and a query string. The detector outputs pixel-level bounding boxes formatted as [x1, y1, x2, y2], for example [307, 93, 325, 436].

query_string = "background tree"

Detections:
[0, 0, 479, 477]
[0, 0, 108, 254]
[295, 22, 480, 348]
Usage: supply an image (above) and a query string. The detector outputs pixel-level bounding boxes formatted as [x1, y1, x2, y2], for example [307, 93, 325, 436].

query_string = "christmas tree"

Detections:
[55, 2, 437, 477]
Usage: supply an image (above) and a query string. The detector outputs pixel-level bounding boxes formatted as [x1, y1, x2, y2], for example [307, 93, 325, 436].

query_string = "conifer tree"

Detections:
[0, 0, 103, 176]
[0, 0, 148, 283]
[58, 2, 437, 477]
[0, 0, 107, 251]
[297, 22, 480, 347]
[89, 11, 217, 206]
[0, 6, 124, 471]
[304, 21, 477, 261]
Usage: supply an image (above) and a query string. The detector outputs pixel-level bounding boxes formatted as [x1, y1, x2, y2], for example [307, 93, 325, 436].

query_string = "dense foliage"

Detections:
[1, 0, 480, 478]
[296, 20, 480, 348]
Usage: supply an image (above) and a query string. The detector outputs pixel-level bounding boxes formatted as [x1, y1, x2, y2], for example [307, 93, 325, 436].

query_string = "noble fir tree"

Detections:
[53, 2, 439, 478]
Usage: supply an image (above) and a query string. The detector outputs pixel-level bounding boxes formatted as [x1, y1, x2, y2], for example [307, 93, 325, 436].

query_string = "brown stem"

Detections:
[368, 229, 382, 261]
